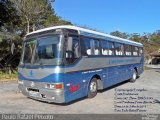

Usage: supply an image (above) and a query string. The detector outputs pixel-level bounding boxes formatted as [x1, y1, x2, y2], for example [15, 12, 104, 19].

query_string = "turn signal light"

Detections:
[55, 84, 63, 89]
[46, 83, 63, 89]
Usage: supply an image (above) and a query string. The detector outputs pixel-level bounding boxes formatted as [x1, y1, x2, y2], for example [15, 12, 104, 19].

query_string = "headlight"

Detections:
[46, 83, 63, 89]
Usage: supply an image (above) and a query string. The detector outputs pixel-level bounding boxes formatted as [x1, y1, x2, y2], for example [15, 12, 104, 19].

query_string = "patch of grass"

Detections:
[0, 71, 18, 81]
[143, 66, 151, 70]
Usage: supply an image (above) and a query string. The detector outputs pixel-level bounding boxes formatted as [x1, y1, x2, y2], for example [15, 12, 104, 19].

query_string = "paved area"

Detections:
[0, 69, 160, 114]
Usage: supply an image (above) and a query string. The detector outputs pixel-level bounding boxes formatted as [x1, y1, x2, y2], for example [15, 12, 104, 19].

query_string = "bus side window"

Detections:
[66, 36, 80, 64]
[125, 44, 132, 56]
[108, 41, 115, 55]
[81, 37, 92, 56]
[81, 37, 100, 56]
[101, 41, 108, 55]
[133, 46, 139, 56]
[115, 43, 124, 56]
[139, 47, 143, 56]
[93, 39, 100, 55]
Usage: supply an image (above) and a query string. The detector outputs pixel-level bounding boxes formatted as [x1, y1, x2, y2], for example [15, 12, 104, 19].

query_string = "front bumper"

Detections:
[18, 80, 65, 103]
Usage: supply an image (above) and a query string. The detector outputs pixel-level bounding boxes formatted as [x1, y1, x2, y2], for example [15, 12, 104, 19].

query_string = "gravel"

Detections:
[0, 69, 160, 114]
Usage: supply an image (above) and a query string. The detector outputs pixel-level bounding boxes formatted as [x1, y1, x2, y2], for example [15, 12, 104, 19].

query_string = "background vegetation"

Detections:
[0, 0, 160, 80]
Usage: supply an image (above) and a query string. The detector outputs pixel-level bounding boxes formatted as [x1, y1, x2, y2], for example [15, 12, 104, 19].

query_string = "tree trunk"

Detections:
[32, 23, 36, 32]
[26, 18, 30, 33]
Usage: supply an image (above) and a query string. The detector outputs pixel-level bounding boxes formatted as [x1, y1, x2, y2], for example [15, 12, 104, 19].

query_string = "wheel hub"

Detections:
[90, 82, 97, 92]
[133, 72, 136, 80]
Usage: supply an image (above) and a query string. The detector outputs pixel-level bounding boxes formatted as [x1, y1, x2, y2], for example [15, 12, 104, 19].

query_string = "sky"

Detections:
[52, 0, 160, 34]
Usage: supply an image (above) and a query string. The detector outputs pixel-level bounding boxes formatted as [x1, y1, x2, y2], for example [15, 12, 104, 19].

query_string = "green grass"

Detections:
[0, 71, 18, 81]
[143, 66, 151, 70]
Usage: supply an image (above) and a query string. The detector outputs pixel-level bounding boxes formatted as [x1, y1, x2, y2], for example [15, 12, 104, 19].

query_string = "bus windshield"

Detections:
[22, 35, 63, 66]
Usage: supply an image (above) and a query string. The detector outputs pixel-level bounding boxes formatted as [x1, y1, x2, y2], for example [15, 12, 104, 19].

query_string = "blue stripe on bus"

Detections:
[18, 63, 143, 82]
[18, 56, 142, 69]
[18, 72, 64, 83]
[18, 65, 65, 69]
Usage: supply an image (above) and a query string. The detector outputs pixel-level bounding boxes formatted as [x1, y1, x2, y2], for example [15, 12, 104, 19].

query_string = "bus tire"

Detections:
[88, 78, 98, 98]
[130, 69, 138, 83]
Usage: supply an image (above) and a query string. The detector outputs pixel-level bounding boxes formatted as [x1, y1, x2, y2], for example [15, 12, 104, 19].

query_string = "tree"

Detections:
[0, 0, 21, 32]
[0, 0, 11, 27]
[110, 31, 129, 39]
[150, 34, 160, 44]
[0, 0, 21, 56]
[44, 14, 72, 27]
[130, 33, 140, 42]
[12, 0, 54, 33]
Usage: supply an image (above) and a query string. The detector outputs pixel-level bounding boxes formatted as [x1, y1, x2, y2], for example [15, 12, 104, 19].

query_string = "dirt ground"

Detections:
[0, 69, 160, 114]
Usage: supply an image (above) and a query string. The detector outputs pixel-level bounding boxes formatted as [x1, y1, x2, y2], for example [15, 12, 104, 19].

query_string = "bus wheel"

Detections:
[130, 69, 138, 83]
[88, 78, 98, 98]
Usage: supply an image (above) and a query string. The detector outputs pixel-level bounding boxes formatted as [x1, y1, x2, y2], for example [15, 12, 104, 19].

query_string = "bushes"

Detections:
[0, 70, 17, 81]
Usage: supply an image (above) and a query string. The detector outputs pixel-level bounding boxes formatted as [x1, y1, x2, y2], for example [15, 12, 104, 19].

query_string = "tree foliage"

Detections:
[0, 0, 21, 32]
[110, 31, 129, 39]
[10, 0, 72, 33]
[12, 0, 53, 33]
[44, 14, 72, 27]
[0, 0, 72, 72]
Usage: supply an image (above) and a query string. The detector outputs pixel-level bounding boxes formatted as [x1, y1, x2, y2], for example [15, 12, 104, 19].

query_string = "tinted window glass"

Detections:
[133, 46, 139, 56]
[23, 39, 36, 64]
[139, 47, 143, 56]
[81, 37, 92, 55]
[125, 44, 132, 56]
[108, 42, 115, 55]
[101, 41, 108, 55]
[35, 35, 62, 65]
[81, 37, 100, 56]
[115, 43, 124, 56]
[93, 39, 100, 55]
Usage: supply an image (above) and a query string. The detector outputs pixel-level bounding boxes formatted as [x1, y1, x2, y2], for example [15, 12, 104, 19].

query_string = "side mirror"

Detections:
[66, 37, 73, 51]
[11, 43, 15, 54]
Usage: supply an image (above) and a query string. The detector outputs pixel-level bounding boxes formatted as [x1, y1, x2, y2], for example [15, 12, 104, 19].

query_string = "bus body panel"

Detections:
[18, 56, 143, 103]
[18, 66, 66, 103]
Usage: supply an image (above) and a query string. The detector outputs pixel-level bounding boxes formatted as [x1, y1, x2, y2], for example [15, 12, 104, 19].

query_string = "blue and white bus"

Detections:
[18, 25, 144, 103]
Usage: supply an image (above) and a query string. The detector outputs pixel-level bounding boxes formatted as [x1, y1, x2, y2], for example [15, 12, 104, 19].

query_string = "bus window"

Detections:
[66, 36, 80, 64]
[23, 39, 36, 64]
[81, 37, 92, 56]
[125, 44, 132, 56]
[115, 43, 124, 56]
[81, 37, 100, 56]
[108, 41, 115, 55]
[35, 35, 62, 65]
[139, 47, 143, 56]
[101, 41, 108, 55]
[93, 39, 100, 55]
[133, 46, 139, 56]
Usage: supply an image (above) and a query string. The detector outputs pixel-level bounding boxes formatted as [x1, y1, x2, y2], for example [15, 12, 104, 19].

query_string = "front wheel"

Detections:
[130, 69, 138, 83]
[88, 78, 98, 98]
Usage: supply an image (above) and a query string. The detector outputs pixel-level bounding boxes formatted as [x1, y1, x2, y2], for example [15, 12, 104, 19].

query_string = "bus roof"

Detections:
[26, 25, 143, 47]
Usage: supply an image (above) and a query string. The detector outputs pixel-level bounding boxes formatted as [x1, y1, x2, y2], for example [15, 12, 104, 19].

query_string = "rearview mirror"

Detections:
[66, 37, 73, 51]
[11, 43, 15, 54]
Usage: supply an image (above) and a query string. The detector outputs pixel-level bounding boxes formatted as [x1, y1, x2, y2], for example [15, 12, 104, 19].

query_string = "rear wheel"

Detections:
[130, 69, 138, 83]
[88, 78, 98, 98]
